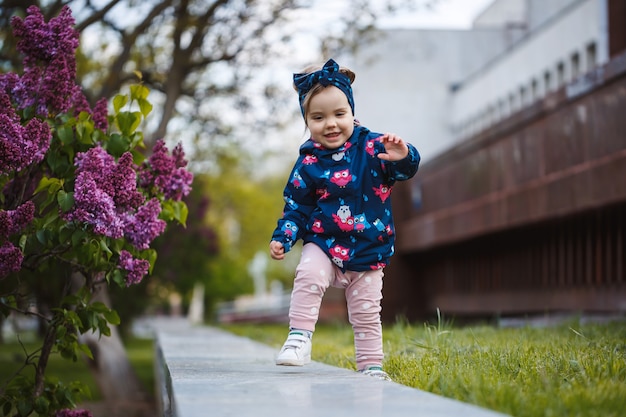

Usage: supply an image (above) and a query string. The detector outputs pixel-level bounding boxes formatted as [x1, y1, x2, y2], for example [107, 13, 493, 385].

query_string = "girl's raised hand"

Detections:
[377, 133, 409, 161]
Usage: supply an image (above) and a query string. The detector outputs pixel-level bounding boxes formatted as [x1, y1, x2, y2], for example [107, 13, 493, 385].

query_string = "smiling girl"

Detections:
[269, 59, 420, 381]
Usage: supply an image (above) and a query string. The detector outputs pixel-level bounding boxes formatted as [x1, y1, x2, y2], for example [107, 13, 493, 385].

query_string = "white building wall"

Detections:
[348, 29, 509, 162]
[526, 0, 585, 31]
[473, 0, 527, 28]
[451, 0, 608, 139]
[345, 0, 609, 163]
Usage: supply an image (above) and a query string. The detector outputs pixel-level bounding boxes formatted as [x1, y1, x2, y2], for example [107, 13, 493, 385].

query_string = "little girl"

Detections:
[269, 59, 420, 381]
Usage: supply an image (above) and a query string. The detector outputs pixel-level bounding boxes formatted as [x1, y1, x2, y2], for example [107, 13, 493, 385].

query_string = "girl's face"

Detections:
[305, 86, 354, 149]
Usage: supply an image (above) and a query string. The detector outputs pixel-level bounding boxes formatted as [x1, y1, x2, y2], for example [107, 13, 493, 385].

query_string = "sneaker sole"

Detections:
[275, 356, 311, 366]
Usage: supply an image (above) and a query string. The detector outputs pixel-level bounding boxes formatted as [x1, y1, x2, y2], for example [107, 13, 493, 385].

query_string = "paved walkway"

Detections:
[153, 318, 510, 417]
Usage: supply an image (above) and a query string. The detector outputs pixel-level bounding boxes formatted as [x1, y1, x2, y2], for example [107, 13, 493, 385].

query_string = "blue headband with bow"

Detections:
[293, 59, 354, 117]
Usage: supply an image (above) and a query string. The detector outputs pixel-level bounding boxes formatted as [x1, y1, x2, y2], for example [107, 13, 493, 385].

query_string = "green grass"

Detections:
[222, 316, 626, 417]
[0, 334, 155, 402]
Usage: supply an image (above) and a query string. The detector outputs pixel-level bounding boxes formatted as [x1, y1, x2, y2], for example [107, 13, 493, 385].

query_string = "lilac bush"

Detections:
[0, 5, 192, 416]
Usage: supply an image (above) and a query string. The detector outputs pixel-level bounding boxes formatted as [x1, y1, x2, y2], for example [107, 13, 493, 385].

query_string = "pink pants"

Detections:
[289, 243, 385, 370]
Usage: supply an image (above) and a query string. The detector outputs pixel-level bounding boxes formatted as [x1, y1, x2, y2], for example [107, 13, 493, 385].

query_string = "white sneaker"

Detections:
[359, 366, 392, 381]
[275, 331, 312, 366]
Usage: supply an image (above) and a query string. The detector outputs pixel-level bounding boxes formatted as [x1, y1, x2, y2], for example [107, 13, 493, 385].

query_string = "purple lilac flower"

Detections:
[92, 98, 109, 131]
[118, 250, 150, 286]
[0, 72, 19, 96]
[74, 146, 116, 196]
[65, 172, 124, 239]
[0, 201, 36, 239]
[140, 140, 193, 201]
[110, 152, 144, 210]
[71, 86, 92, 116]
[55, 409, 93, 417]
[122, 198, 166, 250]
[0, 242, 23, 278]
[10, 6, 79, 116]
[0, 91, 52, 175]
[66, 147, 167, 247]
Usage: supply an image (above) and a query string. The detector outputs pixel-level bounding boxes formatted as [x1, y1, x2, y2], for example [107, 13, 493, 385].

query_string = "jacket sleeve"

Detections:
[270, 160, 317, 253]
[383, 143, 420, 182]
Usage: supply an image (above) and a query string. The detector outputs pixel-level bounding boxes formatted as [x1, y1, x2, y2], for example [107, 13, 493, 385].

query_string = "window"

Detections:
[544, 70, 552, 94]
[571, 52, 580, 79]
[586, 42, 597, 71]
[557, 61, 566, 87]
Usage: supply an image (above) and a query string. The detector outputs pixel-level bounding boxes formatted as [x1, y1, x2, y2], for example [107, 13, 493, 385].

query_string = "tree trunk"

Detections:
[75, 276, 150, 403]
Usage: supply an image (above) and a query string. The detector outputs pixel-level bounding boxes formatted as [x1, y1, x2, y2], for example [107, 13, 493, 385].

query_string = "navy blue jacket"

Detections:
[271, 125, 420, 271]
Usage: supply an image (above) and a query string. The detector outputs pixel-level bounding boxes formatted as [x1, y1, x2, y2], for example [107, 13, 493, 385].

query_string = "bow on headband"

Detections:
[293, 59, 355, 117]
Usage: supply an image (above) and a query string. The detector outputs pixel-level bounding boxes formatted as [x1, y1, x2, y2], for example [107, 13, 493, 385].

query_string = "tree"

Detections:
[0, 0, 439, 170]
[0, 6, 192, 416]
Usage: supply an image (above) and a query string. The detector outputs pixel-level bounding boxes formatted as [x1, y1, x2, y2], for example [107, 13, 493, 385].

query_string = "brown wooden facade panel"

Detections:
[396, 52, 626, 253]
[382, 51, 626, 320]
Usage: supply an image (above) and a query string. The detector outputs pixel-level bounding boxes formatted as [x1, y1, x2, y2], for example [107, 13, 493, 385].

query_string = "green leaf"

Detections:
[18, 234, 27, 251]
[103, 309, 121, 325]
[99, 239, 113, 259]
[137, 98, 153, 117]
[144, 249, 157, 273]
[76, 120, 95, 145]
[57, 190, 74, 212]
[71, 228, 87, 246]
[43, 210, 59, 229]
[34, 395, 50, 414]
[129, 131, 145, 151]
[130, 84, 150, 100]
[79, 342, 94, 360]
[107, 133, 130, 156]
[57, 125, 75, 145]
[175, 201, 189, 226]
[3, 401, 11, 416]
[130, 111, 142, 132]
[111, 269, 126, 287]
[56, 324, 67, 339]
[116, 111, 140, 135]
[36, 229, 48, 245]
[34, 176, 63, 195]
[113, 94, 128, 113]
[17, 400, 32, 416]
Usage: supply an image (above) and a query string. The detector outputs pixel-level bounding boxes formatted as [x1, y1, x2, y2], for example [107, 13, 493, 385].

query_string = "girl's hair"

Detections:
[294, 63, 356, 119]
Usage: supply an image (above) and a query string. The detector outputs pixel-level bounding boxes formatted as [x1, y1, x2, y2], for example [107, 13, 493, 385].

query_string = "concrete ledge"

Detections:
[154, 319, 510, 417]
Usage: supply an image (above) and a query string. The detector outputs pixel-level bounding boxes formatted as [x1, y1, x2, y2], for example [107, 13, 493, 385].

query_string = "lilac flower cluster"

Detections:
[140, 140, 194, 201]
[0, 201, 35, 278]
[0, 89, 51, 175]
[118, 250, 150, 286]
[0, 242, 24, 278]
[55, 409, 93, 417]
[65, 146, 169, 285]
[0, 201, 35, 239]
[65, 146, 149, 241]
[10, 6, 80, 116]
[72, 86, 109, 131]
[121, 198, 166, 250]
